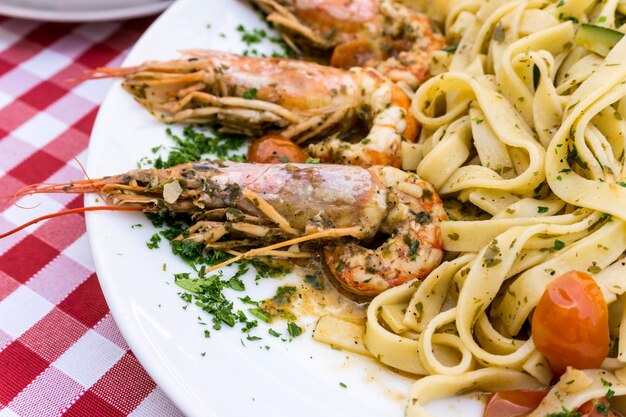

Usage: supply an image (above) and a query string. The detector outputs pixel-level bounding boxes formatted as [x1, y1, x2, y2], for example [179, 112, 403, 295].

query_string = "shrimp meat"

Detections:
[250, 0, 446, 90]
[5, 161, 447, 295]
[91, 51, 418, 168]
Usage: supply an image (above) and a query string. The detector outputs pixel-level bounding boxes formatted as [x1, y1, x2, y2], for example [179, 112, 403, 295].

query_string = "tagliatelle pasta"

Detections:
[314, 0, 626, 414]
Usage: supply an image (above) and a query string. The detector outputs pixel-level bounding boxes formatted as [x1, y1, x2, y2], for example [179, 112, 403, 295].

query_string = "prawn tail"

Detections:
[0, 205, 145, 239]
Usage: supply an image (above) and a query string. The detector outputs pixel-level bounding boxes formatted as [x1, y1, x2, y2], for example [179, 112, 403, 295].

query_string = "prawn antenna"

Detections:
[0, 206, 144, 239]
[65, 66, 139, 83]
[0, 182, 58, 210]
[72, 157, 106, 203]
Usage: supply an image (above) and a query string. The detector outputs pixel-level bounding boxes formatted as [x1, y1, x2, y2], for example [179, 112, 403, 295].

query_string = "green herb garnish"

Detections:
[242, 88, 258, 99]
[287, 322, 302, 338]
[146, 233, 162, 249]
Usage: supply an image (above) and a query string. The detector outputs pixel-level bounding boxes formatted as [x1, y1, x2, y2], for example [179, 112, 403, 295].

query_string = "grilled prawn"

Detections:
[92, 51, 418, 168]
[250, 0, 446, 90]
[5, 162, 446, 296]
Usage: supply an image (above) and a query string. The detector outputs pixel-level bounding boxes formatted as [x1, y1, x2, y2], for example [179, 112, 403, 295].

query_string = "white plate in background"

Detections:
[85, 0, 485, 416]
[0, 0, 172, 22]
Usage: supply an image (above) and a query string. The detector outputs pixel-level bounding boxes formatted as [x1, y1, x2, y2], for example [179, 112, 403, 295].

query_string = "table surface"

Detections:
[0, 15, 184, 417]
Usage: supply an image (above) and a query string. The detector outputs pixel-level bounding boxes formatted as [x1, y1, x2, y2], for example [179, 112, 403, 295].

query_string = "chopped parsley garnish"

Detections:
[175, 272, 239, 330]
[237, 24, 266, 45]
[146, 233, 162, 249]
[483, 241, 502, 267]
[242, 88, 258, 100]
[272, 286, 297, 305]
[339, 382, 347, 388]
[595, 401, 609, 415]
[408, 240, 420, 261]
[236, 23, 296, 58]
[154, 261, 295, 346]
[136, 100, 308, 346]
[145, 126, 247, 170]
[538, 206, 549, 213]
[567, 146, 589, 170]
[546, 406, 582, 417]
[144, 207, 291, 342]
[287, 322, 302, 338]
[304, 273, 324, 290]
[442, 44, 458, 53]
[249, 308, 272, 323]
[305, 157, 320, 164]
[227, 275, 246, 291]
[268, 328, 281, 337]
[588, 263, 602, 274]
[554, 239, 565, 250]
[250, 258, 291, 279]
[239, 295, 258, 306]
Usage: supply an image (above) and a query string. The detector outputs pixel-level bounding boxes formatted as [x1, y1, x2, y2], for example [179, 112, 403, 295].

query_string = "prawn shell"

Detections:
[325, 166, 447, 296]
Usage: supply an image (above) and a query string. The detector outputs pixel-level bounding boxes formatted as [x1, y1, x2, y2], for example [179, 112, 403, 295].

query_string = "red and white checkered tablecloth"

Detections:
[0, 15, 184, 417]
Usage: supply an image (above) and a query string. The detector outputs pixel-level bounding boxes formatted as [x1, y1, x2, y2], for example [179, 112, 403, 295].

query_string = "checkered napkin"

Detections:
[0, 17, 183, 417]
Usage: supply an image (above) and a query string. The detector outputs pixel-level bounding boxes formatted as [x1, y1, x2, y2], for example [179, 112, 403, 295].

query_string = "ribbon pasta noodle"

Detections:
[312, 0, 626, 414]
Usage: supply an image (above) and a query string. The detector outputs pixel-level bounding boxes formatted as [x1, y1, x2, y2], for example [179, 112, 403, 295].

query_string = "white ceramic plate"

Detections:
[0, 0, 172, 22]
[86, 1, 485, 416]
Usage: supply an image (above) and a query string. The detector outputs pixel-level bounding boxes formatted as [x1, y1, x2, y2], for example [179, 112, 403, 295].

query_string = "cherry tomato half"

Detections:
[483, 391, 618, 417]
[330, 39, 382, 69]
[531, 270, 609, 375]
[247, 134, 308, 164]
[578, 398, 619, 417]
[483, 389, 549, 417]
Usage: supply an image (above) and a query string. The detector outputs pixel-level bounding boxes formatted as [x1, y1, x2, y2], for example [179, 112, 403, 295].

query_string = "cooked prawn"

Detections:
[324, 165, 447, 295]
[91, 50, 418, 168]
[2, 161, 446, 295]
[250, 0, 446, 90]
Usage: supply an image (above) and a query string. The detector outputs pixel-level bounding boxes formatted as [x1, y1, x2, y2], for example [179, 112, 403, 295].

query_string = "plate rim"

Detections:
[84, 1, 208, 416]
[83, 1, 430, 416]
[0, 1, 173, 22]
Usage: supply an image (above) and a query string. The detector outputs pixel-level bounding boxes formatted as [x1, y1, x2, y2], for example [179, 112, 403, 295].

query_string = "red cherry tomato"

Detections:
[247, 134, 308, 164]
[578, 398, 619, 417]
[483, 389, 549, 417]
[531, 270, 609, 375]
[330, 39, 381, 69]
[483, 391, 618, 417]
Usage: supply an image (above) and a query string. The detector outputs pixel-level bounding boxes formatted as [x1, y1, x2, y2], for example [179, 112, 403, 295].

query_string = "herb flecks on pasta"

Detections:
[314, 0, 626, 415]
